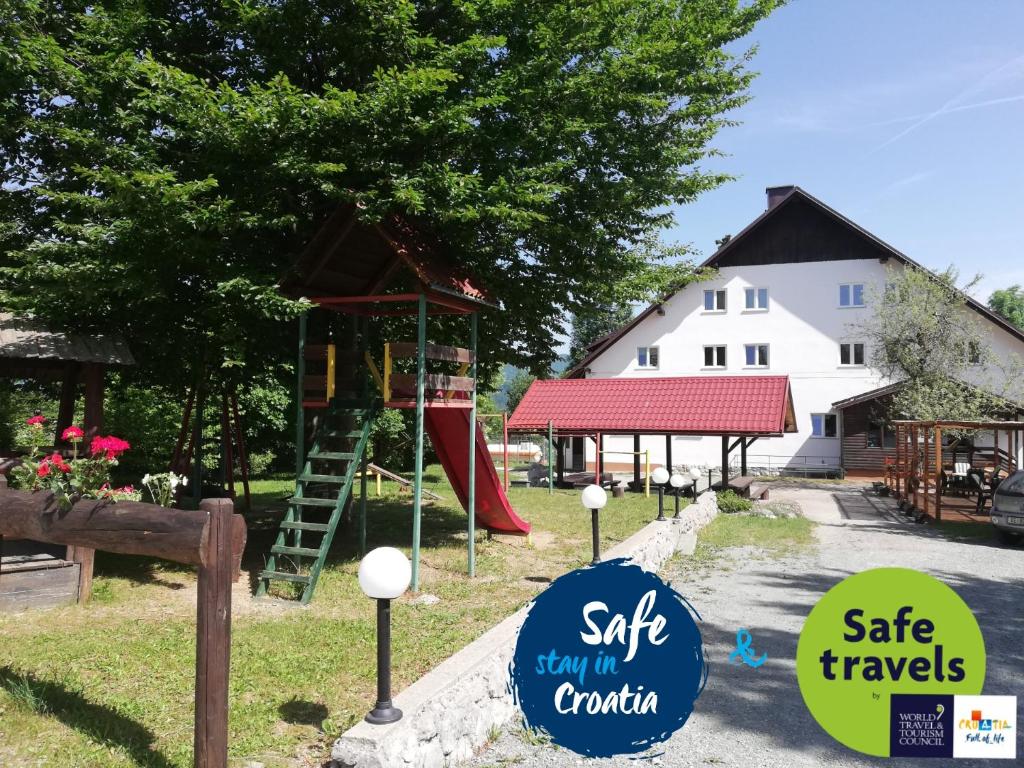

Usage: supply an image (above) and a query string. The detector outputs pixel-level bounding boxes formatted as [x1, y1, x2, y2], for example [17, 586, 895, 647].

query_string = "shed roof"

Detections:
[508, 375, 797, 436]
[0, 313, 134, 366]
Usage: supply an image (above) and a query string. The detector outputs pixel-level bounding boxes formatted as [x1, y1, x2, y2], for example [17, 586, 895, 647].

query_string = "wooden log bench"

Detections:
[721, 476, 770, 501]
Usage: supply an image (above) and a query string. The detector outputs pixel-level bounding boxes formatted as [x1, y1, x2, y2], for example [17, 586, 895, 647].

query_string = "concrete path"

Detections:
[466, 484, 1024, 768]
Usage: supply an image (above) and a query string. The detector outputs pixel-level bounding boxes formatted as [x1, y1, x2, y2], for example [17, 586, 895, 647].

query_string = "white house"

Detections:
[562, 186, 1024, 477]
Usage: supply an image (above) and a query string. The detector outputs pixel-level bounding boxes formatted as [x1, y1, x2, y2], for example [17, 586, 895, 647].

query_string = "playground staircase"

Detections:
[256, 397, 377, 604]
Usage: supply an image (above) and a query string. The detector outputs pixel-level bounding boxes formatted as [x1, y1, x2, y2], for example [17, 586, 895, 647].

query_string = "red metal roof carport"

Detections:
[507, 376, 798, 487]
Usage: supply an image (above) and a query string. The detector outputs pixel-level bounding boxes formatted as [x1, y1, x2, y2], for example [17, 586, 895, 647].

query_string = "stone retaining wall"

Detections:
[331, 490, 718, 768]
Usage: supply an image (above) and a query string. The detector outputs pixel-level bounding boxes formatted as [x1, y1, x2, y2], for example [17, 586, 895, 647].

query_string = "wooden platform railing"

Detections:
[0, 487, 246, 768]
[382, 342, 476, 405]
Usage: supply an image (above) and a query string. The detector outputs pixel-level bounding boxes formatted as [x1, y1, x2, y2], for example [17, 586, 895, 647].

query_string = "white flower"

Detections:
[142, 474, 151, 484]
[181, 476, 189, 486]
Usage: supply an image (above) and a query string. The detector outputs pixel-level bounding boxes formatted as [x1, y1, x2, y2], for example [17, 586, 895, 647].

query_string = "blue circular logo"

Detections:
[510, 558, 707, 756]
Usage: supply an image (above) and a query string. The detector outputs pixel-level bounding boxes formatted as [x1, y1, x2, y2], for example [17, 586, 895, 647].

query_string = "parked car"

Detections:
[991, 470, 1024, 544]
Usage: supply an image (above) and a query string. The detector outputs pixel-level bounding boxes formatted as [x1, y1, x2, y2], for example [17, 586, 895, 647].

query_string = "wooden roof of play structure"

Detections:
[280, 204, 495, 313]
[0, 313, 134, 378]
[508, 375, 798, 437]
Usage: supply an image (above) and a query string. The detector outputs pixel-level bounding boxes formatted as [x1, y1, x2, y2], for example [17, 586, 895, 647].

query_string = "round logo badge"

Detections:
[796, 568, 986, 756]
[510, 558, 706, 757]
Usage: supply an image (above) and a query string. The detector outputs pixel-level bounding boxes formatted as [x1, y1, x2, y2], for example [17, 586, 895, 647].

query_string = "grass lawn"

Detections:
[677, 512, 817, 576]
[0, 465, 668, 767]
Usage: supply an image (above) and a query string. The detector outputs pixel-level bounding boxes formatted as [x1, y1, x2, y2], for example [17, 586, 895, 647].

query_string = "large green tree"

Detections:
[859, 266, 1024, 421]
[990, 285, 1024, 330]
[1, 0, 778, 384]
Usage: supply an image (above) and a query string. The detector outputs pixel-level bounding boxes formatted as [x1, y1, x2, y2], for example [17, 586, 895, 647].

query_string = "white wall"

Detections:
[570, 257, 1024, 473]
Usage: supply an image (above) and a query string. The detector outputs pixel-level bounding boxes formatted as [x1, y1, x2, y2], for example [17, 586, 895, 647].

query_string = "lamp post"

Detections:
[358, 547, 412, 725]
[670, 473, 685, 518]
[651, 467, 670, 521]
[689, 466, 703, 501]
[581, 484, 608, 565]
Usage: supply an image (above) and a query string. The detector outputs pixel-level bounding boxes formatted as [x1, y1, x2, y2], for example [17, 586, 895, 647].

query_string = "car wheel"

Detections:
[995, 528, 1021, 546]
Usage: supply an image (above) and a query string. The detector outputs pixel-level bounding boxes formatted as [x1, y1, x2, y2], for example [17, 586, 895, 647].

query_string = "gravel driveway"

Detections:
[467, 484, 1024, 768]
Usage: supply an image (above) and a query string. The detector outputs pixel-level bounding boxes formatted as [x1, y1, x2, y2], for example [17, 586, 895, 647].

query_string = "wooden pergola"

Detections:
[887, 419, 1024, 522]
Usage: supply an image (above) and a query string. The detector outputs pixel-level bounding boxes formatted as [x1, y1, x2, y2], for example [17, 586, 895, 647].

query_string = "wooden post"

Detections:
[82, 363, 104, 438]
[922, 426, 930, 518]
[295, 314, 307, 478]
[721, 435, 730, 489]
[665, 434, 673, 474]
[556, 436, 565, 486]
[911, 425, 919, 512]
[195, 498, 234, 768]
[935, 426, 943, 522]
[359, 451, 368, 556]
[594, 433, 602, 484]
[56, 363, 80, 445]
[741, 437, 748, 476]
[229, 393, 251, 511]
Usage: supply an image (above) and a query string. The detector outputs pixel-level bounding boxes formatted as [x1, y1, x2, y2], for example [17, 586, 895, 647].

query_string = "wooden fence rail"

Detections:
[0, 487, 246, 768]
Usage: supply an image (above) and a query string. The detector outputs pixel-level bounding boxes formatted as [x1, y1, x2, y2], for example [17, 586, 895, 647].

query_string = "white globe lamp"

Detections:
[581, 484, 608, 565]
[359, 547, 411, 725]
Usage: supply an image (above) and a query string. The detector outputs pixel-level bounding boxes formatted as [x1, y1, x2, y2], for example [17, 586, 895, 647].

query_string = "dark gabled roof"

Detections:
[0, 313, 134, 366]
[508, 375, 797, 436]
[832, 382, 905, 410]
[567, 186, 1024, 377]
[280, 204, 495, 307]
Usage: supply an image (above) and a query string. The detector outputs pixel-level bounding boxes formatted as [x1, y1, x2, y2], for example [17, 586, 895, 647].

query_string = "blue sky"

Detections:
[665, 0, 1024, 301]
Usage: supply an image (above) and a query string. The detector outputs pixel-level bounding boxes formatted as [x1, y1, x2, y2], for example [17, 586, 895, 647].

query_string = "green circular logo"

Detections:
[796, 568, 985, 756]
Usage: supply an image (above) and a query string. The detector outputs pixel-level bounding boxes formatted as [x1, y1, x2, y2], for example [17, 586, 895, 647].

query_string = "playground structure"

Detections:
[256, 205, 530, 602]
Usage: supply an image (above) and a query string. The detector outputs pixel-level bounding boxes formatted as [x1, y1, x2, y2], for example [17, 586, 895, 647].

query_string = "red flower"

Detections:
[37, 461, 51, 478]
[47, 452, 71, 473]
[26, 415, 47, 427]
[89, 435, 131, 460]
[62, 425, 84, 442]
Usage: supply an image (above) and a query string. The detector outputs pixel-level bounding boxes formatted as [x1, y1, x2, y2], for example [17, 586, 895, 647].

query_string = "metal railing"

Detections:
[730, 453, 843, 478]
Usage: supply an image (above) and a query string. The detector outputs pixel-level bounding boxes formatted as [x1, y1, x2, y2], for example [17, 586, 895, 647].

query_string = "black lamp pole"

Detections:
[673, 486, 682, 519]
[365, 598, 402, 724]
[590, 508, 601, 565]
[656, 485, 666, 521]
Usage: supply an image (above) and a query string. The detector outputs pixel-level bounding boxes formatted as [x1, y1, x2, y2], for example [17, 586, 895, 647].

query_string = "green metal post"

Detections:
[359, 451, 368, 556]
[467, 312, 478, 577]
[548, 420, 554, 494]
[411, 293, 427, 591]
[295, 314, 307, 478]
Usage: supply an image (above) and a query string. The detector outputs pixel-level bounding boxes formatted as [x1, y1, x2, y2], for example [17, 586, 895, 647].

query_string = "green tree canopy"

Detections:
[1, 0, 779, 385]
[859, 266, 1024, 421]
[990, 285, 1024, 330]
[568, 303, 634, 367]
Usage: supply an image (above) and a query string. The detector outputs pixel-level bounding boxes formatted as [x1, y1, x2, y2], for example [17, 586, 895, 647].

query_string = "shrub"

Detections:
[717, 490, 754, 514]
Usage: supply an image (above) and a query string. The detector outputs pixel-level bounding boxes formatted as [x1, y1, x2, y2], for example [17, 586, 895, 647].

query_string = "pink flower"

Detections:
[26, 415, 46, 428]
[90, 435, 131, 460]
[37, 461, 51, 478]
[62, 425, 84, 442]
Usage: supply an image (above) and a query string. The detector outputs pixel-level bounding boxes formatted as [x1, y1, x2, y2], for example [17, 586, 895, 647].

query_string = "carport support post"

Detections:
[467, 312, 477, 577]
[411, 292, 427, 592]
[595, 433, 603, 484]
[633, 434, 641, 487]
[934, 426, 943, 522]
[741, 438, 748, 476]
[547, 420, 554, 494]
[665, 434, 673, 474]
[556, 436, 565, 485]
[721, 435, 730, 489]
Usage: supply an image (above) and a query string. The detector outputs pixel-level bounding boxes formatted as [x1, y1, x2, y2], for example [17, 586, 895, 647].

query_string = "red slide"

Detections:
[424, 408, 531, 535]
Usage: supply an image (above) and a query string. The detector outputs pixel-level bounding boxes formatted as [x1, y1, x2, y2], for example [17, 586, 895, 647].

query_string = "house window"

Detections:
[744, 344, 769, 368]
[744, 287, 769, 310]
[839, 283, 865, 307]
[703, 345, 726, 368]
[637, 346, 659, 369]
[867, 418, 897, 448]
[839, 342, 865, 366]
[811, 413, 838, 438]
[703, 289, 727, 312]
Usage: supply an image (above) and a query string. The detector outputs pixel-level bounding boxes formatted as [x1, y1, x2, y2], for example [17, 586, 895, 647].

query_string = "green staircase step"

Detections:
[279, 520, 330, 532]
[272, 545, 322, 558]
[309, 451, 356, 461]
[259, 570, 311, 584]
[289, 496, 337, 508]
[299, 473, 345, 484]
[324, 429, 365, 438]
